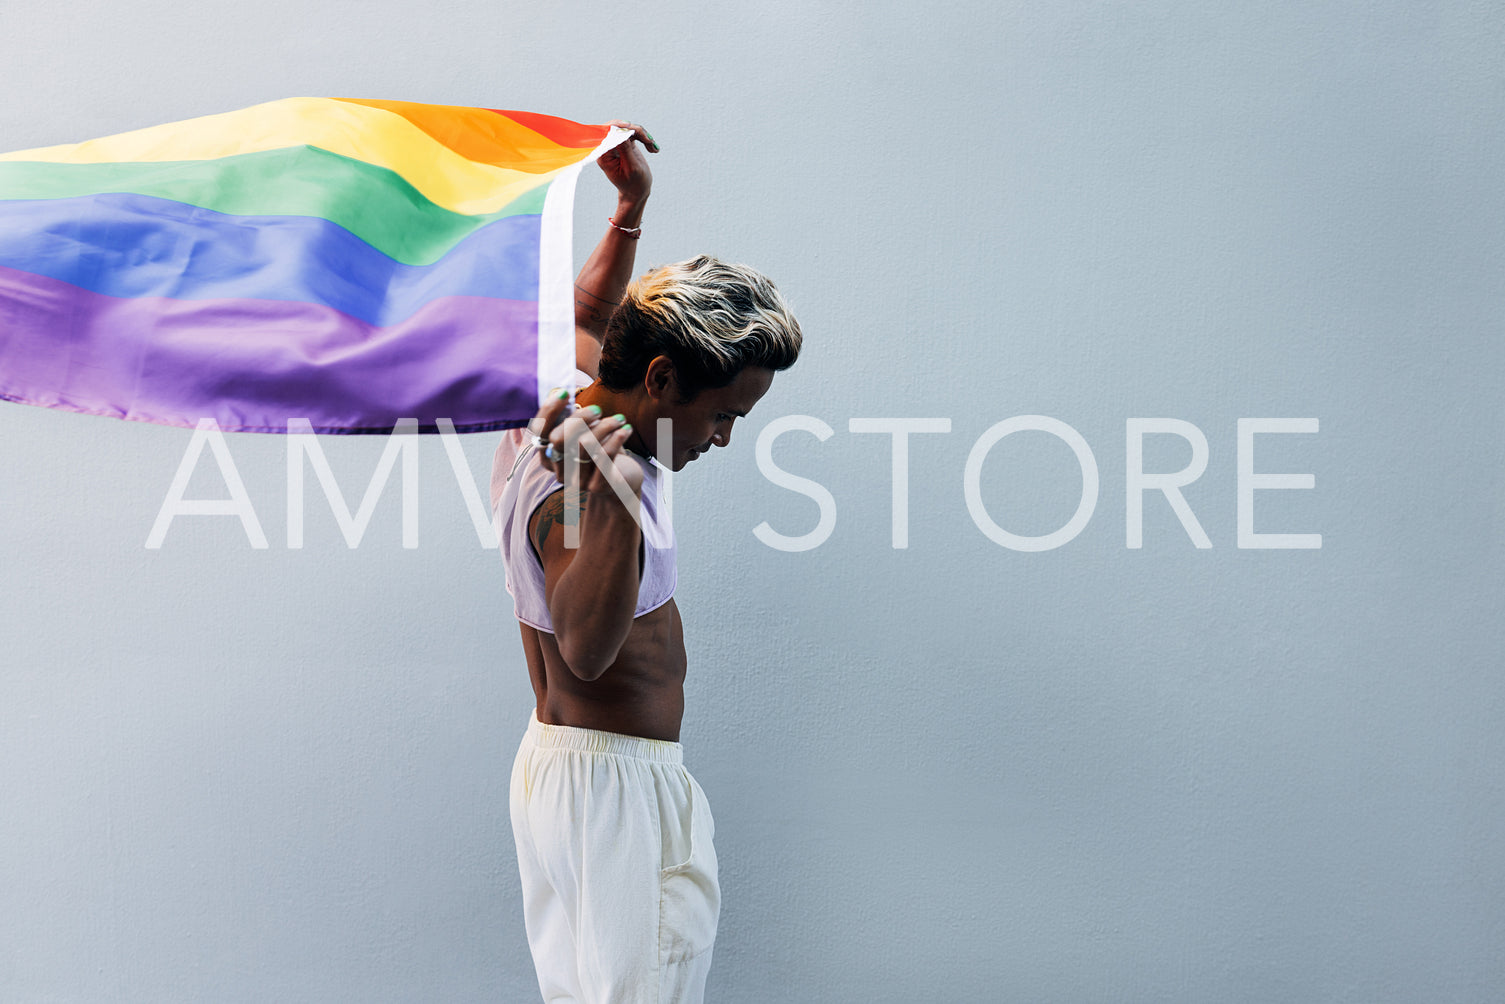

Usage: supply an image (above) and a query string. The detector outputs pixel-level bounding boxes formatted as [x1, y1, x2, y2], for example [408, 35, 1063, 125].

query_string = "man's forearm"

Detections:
[574, 195, 648, 336]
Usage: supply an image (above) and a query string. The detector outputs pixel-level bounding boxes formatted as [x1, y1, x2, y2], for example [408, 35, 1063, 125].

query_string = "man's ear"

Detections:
[643, 355, 676, 401]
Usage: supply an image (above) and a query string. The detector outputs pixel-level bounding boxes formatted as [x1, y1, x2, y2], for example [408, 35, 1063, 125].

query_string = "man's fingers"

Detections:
[550, 411, 594, 455]
[569, 413, 629, 458]
[600, 420, 633, 450]
[528, 388, 572, 440]
[549, 410, 625, 465]
[549, 414, 643, 496]
[605, 119, 658, 153]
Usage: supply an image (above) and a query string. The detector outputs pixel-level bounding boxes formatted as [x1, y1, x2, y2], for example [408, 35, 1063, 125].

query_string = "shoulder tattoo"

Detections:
[533, 487, 587, 551]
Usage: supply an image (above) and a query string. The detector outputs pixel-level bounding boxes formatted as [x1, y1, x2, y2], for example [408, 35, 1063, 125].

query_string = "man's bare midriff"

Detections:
[519, 598, 688, 742]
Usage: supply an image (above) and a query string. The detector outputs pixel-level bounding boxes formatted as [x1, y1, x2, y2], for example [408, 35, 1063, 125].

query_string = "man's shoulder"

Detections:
[491, 427, 568, 521]
[490, 428, 533, 513]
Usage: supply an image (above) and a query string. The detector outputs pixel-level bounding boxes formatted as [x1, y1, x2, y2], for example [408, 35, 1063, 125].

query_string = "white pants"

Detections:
[510, 711, 720, 1003]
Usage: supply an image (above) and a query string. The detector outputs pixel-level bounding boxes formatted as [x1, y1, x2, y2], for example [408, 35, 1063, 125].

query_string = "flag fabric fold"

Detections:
[0, 97, 624, 433]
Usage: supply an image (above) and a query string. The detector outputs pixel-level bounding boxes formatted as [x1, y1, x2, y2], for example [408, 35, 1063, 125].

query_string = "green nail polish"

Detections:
[612, 413, 626, 423]
[585, 404, 602, 416]
[621, 423, 632, 433]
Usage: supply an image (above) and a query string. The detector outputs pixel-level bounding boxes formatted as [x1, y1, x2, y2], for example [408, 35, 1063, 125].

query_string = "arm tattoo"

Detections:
[574, 283, 617, 327]
[575, 298, 613, 327]
[533, 487, 586, 552]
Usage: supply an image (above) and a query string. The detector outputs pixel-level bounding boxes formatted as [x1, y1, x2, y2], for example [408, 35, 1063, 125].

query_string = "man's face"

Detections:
[653, 366, 775, 471]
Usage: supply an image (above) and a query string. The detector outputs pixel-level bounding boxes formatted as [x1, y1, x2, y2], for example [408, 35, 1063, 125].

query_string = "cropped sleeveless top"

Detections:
[490, 374, 677, 633]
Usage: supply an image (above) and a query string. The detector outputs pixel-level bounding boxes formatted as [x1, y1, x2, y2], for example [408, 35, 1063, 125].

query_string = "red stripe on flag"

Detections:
[490, 109, 609, 149]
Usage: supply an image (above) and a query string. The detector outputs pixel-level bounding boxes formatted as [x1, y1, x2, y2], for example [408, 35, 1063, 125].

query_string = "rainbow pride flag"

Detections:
[0, 98, 626, 433]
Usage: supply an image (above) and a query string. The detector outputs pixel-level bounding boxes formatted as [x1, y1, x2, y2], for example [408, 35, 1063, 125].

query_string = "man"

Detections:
[490, 123, 802, 1003]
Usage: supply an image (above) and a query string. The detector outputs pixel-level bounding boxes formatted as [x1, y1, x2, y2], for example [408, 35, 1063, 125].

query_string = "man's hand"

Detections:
[528, 392, 644, 500]
[597, 121, 658, 223]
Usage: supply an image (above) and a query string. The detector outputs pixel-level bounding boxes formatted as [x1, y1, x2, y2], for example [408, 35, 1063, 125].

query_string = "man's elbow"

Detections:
[548, 597, 632, 681]
[556, 636, 614, 682]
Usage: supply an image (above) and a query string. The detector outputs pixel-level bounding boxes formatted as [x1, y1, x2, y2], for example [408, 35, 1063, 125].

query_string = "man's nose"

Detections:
[713, 421, 734, 448]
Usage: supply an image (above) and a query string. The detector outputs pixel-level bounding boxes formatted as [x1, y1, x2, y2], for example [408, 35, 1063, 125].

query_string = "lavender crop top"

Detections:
[490, 377, 677, 632]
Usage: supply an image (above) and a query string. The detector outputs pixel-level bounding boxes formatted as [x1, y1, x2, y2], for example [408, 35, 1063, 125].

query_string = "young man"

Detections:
[489, 124, 802, 1003]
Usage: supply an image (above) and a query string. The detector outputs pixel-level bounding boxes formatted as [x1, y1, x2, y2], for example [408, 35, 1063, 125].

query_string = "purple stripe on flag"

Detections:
[0, 265, 538, 433]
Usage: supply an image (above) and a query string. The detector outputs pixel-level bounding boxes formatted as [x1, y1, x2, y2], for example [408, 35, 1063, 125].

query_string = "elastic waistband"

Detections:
[524, 710, 683, 764]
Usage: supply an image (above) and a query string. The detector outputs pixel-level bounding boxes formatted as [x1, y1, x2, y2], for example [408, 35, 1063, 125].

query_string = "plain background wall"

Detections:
[2, 2, 1501, 1001]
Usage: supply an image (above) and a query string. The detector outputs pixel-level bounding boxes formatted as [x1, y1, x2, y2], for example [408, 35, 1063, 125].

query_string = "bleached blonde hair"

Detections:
[597, 255, 802, 400]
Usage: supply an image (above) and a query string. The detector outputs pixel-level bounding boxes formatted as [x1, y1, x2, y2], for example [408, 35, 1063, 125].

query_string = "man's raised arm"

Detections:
[573, 121, 658, 379]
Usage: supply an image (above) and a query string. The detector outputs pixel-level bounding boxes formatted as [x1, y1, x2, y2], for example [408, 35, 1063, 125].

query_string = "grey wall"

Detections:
[3, 2, 1502, 1001]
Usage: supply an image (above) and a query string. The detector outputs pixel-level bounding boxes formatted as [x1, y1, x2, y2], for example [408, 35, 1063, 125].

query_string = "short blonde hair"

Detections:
[597, 255, 802, 400]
